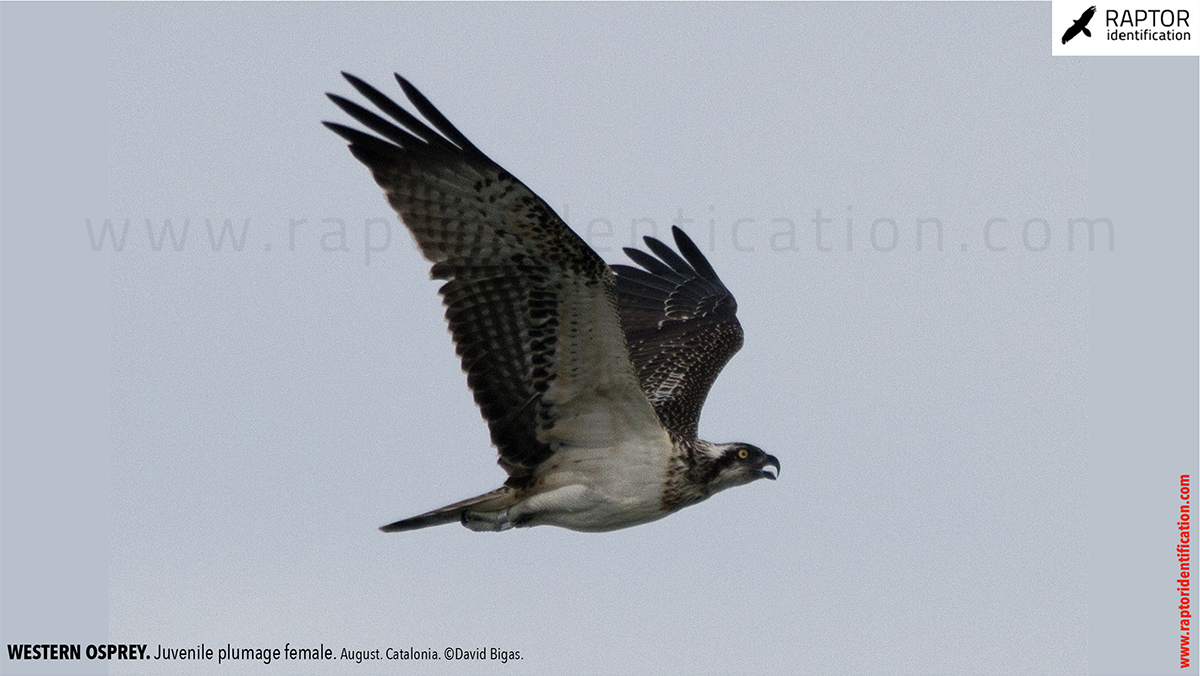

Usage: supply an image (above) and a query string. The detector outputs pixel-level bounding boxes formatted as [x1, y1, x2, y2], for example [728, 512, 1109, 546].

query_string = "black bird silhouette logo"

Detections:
[1062, 6, 1097, 44]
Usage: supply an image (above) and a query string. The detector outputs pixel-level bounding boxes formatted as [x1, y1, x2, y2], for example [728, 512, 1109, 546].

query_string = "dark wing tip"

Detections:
[622, 246, 678, 279]
[670, 226, 720, 281]
[325, 92, 359, 115]
[322, 120, 366, 142]
[393, 73, 481, 154]
[323, 120, 405, 170]
[327, 71, 489, 160]
[643, 236, 695, 276]
[622, 227, 723, 285]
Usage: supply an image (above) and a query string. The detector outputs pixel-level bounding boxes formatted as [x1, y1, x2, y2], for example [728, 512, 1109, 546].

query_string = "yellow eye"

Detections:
[737, 448, 749, 459]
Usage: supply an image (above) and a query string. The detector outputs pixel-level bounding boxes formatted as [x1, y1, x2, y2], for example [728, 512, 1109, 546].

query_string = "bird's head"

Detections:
[704, 442, 780, 491]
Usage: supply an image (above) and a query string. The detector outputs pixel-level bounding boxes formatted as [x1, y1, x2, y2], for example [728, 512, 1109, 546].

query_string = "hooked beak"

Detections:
[759, 454, 780, 481]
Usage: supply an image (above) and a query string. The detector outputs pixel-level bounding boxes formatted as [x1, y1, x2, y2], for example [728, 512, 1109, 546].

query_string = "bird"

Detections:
[1062, 6, 1096, 44]
[324, 73, 779, 532]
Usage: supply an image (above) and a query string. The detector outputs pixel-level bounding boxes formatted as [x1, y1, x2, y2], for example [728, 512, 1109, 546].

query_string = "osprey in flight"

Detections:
[325, 73, 778, 532]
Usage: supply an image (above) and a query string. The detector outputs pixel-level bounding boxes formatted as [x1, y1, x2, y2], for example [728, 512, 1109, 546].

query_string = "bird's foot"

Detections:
[460, 510, 514, 532]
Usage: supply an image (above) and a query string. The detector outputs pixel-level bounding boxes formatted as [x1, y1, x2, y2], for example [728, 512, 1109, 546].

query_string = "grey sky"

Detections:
[2, 3, 1195, 675]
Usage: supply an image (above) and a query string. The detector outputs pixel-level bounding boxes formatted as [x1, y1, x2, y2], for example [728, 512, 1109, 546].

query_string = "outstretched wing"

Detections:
[611, 227, 744, 440]
[325, 73, 664, 480]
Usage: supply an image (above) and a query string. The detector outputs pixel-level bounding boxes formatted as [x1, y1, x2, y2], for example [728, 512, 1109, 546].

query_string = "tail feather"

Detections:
[379, 486, 517, 533]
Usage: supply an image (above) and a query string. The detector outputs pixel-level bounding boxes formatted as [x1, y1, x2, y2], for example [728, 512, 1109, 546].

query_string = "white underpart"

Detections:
[506, 276, 676, 531]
